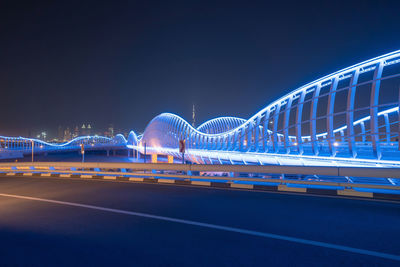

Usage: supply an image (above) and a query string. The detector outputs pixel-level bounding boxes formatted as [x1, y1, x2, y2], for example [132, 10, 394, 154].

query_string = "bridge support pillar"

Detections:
[151, 154, 158, 163]
[167, 155, 174, 163]
[106, 150, 110, 157]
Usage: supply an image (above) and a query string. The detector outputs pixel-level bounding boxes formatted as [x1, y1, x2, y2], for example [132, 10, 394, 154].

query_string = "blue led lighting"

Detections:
[2, 50, 400, 168]
[137, 50, 400, 167]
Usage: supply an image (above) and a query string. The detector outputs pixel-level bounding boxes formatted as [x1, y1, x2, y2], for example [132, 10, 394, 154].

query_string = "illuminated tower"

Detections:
[192, 104, 196, 127]
[58, 125, 63, 141]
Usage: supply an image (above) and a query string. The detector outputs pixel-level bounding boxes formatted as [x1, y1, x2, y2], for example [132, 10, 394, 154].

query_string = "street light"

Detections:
[132, 140, 136, 161]
[80, 144, 85, 163]
[144, 142, 147, 163]
[31, 139, 34, 162]
[179, 139, 186, 164]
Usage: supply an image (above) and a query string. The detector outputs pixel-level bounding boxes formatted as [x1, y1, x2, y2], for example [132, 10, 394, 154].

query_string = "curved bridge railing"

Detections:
[140, 50, 400, 166]
[0, 135, 128, 154]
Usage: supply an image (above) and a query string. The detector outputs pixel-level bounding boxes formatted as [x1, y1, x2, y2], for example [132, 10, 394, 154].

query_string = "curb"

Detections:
[3, 172, 400, 202]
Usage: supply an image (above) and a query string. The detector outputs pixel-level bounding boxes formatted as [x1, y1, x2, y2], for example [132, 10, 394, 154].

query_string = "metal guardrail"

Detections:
[0, 162, 399, 178]
[0, 162, 400, 192]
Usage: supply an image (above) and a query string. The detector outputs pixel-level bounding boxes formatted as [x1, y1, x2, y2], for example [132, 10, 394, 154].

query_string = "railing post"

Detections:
[347, 69, 360, 158]
[283, 96, 294, 154]
[327, 77, 339, 157]
[370, 62, 384, 159]
[296, 89, 307, 154]
[272, 104, 281, 153]
[310, 84, 322, 155]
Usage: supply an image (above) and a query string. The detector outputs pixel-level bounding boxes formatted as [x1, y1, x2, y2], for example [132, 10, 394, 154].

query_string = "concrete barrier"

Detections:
[0, 162, 399, 179]
[0, 162, 399, 201]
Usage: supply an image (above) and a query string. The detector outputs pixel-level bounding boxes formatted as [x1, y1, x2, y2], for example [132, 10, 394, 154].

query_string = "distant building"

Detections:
[192, 104, 196, 127]
[64, 127, 71, 141]
[58, 125, 63, 141]
[108, 124, 114, 138]
[87, 124, 92, 136]
[74, 126, 79, 138]
[81, 124, 86, 136]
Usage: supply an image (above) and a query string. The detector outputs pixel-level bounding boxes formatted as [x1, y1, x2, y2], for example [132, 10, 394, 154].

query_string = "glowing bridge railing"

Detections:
[0, 134, 128, 155]
[139, 50, 400, 167]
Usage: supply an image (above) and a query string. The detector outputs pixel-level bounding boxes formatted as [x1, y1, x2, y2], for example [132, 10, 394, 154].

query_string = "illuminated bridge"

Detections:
[2, 50, 400, 168]
[0, 134, 129, 159]
[138, 50, 400, 167]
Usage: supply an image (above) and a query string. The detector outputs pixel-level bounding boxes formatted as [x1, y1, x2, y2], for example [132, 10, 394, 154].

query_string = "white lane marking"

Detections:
[0, 193, 399, 262]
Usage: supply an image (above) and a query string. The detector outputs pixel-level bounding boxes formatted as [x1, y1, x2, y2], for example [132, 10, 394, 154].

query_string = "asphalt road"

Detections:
[0, 175, 399, 266]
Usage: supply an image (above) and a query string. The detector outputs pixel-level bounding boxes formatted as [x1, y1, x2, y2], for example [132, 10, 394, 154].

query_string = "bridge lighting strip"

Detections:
[129, 144, 400, 168]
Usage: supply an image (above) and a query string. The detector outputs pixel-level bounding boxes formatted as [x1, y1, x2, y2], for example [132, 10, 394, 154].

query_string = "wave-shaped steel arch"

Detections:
[197, 117, 247, 134]
[139, 50, 400, 166]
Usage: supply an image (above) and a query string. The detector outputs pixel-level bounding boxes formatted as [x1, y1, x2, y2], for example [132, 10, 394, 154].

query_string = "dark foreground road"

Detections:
[0, 175, 399, 266]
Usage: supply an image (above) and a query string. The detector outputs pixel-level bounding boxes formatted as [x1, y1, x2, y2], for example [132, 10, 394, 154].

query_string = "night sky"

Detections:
[2, 0, 400, 136]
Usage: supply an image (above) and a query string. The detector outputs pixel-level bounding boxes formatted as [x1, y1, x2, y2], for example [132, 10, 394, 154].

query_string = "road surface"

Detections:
[0, 175, 399, 266]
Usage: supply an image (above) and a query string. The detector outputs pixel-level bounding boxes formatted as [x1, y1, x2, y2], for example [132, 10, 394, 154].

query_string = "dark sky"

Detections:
[1, 0, 400, 136]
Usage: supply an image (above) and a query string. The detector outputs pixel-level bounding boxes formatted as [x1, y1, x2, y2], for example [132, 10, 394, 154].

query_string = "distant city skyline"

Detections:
[22, 123, 135, 142]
